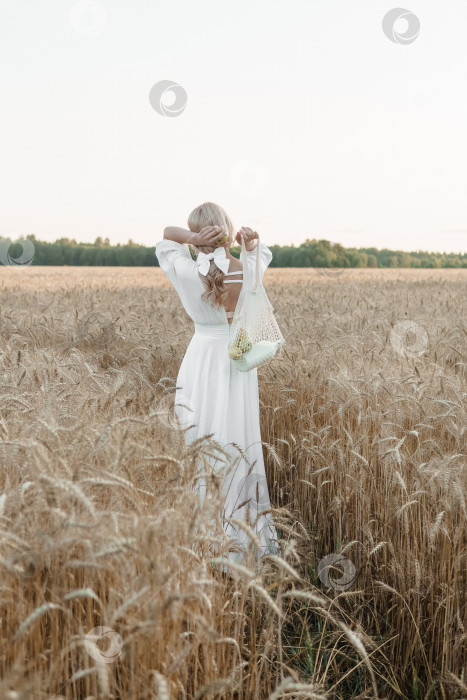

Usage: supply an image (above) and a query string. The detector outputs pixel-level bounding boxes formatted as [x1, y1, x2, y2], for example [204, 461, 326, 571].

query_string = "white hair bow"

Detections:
[196, 247, 230, 276]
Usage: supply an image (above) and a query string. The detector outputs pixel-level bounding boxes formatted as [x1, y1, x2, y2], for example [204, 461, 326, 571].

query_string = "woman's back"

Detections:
[222, 267, 243, 323]
[155, 239, 273, 327]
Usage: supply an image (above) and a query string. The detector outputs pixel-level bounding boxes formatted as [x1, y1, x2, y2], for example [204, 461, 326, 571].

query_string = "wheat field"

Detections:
[0, 265, 466, 700]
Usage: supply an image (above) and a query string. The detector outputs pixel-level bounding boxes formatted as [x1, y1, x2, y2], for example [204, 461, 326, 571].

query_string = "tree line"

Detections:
[1, 234, 467, 268]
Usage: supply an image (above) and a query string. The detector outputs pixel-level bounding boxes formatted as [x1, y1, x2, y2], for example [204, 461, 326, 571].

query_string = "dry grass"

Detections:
[0, 265, 466, 699]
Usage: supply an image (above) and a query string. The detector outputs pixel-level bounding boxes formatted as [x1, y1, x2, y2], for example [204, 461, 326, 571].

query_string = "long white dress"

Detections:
[155, 238, 279, 563]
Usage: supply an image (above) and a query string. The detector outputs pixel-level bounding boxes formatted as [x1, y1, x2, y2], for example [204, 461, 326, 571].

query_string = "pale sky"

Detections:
[1, 0, 467, 254]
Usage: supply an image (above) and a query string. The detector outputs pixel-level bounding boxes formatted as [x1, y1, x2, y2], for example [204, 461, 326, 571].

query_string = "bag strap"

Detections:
[240, 233, 261, 291]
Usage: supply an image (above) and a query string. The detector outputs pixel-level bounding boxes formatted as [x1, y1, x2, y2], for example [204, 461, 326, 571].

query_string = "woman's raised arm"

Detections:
[163, 225, 225, 247]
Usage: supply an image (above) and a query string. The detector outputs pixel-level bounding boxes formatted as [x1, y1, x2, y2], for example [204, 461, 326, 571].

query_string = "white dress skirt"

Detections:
[155, 238, 279, 563]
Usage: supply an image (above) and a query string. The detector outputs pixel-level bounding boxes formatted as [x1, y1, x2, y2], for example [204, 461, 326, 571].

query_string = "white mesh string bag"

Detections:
[227, 234, 286, 372]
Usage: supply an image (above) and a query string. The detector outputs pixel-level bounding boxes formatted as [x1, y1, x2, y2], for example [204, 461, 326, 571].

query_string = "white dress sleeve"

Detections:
[155, 239, 194, 285]
[245, 241, 273, 284]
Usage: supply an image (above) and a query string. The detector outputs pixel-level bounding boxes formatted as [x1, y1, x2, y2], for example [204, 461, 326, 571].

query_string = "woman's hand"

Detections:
[190, 225, 225, 247]
[235, 226, 259, 252]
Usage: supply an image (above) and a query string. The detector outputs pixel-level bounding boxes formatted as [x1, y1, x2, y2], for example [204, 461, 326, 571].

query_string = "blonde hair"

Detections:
[187, 201, 235, 311]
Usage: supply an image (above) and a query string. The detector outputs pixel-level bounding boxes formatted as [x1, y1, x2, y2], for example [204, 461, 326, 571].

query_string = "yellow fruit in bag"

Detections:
[228, 346, 243, 359]
[235, 328, 248, 345]
[229, 328, 252, 359]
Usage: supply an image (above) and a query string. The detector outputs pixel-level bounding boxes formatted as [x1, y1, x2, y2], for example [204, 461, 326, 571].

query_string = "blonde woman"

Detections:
[155, 201, 279, 563]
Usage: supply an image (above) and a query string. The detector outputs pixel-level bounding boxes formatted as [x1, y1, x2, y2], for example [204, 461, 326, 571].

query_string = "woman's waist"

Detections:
[194, 322, 231, 337]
